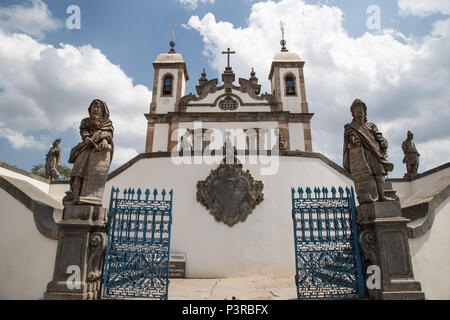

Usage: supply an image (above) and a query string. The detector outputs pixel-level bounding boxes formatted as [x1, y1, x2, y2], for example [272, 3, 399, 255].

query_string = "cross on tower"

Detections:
[221, 48, 236, 68]
[280, 21, 285, 40]
[170, 23, 176, 42]
[279, 21, 287, 51]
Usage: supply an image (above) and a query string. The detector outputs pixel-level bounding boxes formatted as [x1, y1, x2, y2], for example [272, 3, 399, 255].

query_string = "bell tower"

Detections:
[145, 38, 189, 153]
[268, 22, 312, 152]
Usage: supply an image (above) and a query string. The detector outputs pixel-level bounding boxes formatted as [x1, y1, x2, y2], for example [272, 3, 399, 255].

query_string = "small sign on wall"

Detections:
[169, 253, 186, 278]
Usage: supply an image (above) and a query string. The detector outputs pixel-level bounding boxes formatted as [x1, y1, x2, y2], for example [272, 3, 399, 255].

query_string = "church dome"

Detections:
[272, 51, 302, 62]
[154, 52, 185, 63]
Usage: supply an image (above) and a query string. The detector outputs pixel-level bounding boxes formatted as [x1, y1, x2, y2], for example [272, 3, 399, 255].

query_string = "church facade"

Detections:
[144, 45, 312, 155]
[103, 43, 356, 278]
[1, 42, 449, 299]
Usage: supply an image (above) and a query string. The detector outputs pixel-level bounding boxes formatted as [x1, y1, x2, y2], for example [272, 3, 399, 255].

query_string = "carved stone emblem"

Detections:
[197, 163, 264, 227]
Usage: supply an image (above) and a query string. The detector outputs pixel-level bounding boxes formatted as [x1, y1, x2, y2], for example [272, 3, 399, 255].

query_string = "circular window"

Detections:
[219, 96, 238, 110]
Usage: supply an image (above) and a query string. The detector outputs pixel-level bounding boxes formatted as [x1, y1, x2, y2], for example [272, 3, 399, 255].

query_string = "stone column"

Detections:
[44, 204, 107, 300]
[358, 201, 425, 300]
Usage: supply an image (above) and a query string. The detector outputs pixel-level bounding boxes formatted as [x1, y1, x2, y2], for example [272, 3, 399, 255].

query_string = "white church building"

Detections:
[1, 42, 449, 299]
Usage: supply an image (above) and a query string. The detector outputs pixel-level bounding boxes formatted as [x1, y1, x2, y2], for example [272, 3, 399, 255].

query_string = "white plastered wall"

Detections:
[408, 197, 450, 299]
[288, 123, 305, 151]
[48, 183, 70, 203]
[0, 189, 57, 299]
[152, 123, 169, 152]
[103, 155, 354, 278]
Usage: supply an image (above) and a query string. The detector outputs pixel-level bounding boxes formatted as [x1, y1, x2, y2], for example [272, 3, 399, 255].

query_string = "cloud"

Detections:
[112, 147, 139, 167]
[0, 0, 62, 39]
[178, 0, 215, 10]
[398, 0, 450, 17]
[0, 28, 151, 166]
[187, 0, 450, 177]
[0, 125, 46, 150]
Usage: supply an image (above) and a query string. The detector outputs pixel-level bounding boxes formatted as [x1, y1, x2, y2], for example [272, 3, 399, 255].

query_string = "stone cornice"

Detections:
[269, 61, 305, 80]
[152, 62, 189, 81]
[144, 111, 314, 123]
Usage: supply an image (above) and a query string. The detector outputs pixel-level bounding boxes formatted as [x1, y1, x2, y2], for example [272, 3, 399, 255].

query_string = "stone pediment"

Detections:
[179, 79, 278, 111]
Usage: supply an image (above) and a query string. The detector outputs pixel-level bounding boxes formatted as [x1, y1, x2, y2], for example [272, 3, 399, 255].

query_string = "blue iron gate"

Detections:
[291, 186, 365, 299]
[100, 187, 173, 300]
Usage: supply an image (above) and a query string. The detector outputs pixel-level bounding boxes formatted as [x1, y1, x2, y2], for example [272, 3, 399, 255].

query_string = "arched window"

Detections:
[285, 74, 296, 96]
[162, 74, 173, 96]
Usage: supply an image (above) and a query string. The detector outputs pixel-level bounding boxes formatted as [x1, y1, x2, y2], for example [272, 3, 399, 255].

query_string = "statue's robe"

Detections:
[69, 117, 114, 205]
[46, 145, 61, 179]
[402, 139, 419, 175]
[343, 120, 393, 203]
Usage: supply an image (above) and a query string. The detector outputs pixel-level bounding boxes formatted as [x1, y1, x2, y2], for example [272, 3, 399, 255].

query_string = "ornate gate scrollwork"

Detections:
[291, 186, 365, 299]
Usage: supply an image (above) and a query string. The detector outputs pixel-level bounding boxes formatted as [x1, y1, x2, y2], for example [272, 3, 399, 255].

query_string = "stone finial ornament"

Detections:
[402, 130, 420, 178]
[64, 99, 114, 206]
[343, 99, 394, 204]
[45, 138, 62, 181]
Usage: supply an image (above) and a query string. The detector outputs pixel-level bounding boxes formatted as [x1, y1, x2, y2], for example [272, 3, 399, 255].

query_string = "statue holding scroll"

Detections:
[343, 99, 394, 204]
[64, 99, 114, 205]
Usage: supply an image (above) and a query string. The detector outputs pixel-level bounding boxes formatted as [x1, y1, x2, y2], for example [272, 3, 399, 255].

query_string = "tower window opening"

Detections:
[285, 76, 296, 96]
[162, 75, 173, 96]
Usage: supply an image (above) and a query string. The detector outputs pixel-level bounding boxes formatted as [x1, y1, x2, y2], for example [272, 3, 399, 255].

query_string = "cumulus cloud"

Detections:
[178, 0, 215, 10]
[187, 0, 450, 177]
[398, 0, 450, 17]
[0, 29, 151, 166]
[0, 125, 46, 150]
[0, 0, 62, 39]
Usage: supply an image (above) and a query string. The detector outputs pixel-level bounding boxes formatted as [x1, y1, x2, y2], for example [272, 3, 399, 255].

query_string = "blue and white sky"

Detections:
[0, 0, 449, 178]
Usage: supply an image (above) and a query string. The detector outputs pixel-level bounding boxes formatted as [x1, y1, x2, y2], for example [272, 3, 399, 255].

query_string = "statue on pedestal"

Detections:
[65, 99, 114, 206]
[180, 129, 192, 152]
[45, 99, 112, 300]
[45, 138, 62, 181]
[402, 130, 420, 178]
[343, 99, 394, 204]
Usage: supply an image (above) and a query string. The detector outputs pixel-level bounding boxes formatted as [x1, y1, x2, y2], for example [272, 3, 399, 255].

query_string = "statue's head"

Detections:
[88, 99, 109, 128]
[407, 130, 414, 140]
[53, 138, 61, 146]
[350, 99, 367, 123]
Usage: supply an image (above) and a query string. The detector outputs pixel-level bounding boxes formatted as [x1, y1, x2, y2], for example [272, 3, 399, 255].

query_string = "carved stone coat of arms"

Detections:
[196, 163, 264, 227]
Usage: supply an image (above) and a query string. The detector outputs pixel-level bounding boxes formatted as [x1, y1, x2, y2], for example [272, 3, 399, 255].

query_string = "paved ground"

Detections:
[168, 276, 297, 300]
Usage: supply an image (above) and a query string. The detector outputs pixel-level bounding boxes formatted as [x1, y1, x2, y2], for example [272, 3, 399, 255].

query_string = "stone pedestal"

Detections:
[44, 204, 107, 300]
[358, 201, 425, 300]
